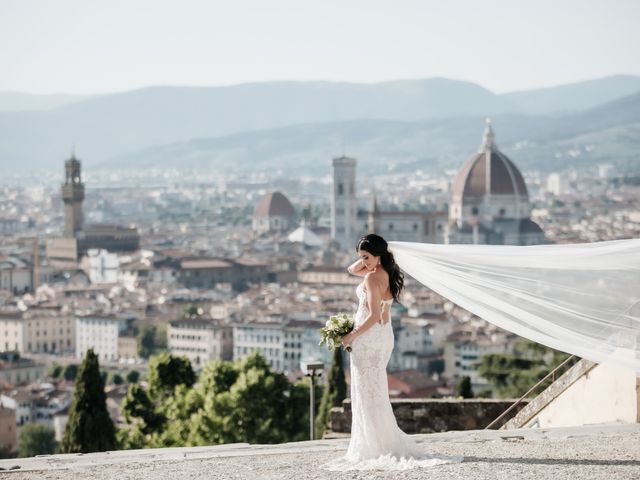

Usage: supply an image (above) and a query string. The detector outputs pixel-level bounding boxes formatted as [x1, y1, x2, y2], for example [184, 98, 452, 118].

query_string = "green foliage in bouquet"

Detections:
[319, 313, 354, 352]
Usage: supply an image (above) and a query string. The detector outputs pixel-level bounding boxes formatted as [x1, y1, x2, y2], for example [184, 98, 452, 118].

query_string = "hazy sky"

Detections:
[1, 0, 639, 95]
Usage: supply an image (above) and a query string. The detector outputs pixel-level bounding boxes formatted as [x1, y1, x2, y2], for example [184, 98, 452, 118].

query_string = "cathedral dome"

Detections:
[255, 191, 295, 217]
[452, 121, 528, 200]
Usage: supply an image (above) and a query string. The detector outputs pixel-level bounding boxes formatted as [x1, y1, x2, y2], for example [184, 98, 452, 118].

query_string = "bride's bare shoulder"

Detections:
[363, 270, 385, 287]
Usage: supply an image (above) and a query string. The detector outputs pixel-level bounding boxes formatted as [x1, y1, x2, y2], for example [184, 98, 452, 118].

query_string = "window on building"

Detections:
[338, 183, 344, 195]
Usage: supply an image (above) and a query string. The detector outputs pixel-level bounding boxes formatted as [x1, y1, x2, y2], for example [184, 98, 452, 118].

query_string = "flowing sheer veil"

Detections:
[388, 238, 640, 373]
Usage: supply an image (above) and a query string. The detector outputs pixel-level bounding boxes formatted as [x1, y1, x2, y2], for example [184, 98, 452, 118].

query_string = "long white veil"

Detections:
[388, 238, 640, 373]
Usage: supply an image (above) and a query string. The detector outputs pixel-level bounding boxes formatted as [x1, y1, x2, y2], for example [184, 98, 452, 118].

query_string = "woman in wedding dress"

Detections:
[320, 234, 463, 471]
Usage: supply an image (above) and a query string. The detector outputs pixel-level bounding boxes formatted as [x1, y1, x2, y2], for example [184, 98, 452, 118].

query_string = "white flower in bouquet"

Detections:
[319, 313, 354, 352]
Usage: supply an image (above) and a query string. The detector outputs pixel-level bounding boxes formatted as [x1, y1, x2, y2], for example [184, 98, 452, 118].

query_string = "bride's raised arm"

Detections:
[347, 258, 368, 277]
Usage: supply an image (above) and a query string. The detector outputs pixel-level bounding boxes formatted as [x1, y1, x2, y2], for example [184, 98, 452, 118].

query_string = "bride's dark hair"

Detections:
[356, 234, 404, 301]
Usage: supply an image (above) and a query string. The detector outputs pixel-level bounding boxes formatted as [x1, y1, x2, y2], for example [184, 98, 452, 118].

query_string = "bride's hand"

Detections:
[341, 331, 356, 348]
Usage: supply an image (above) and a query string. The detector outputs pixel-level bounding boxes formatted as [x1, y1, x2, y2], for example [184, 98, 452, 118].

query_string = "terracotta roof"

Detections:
[452, 150, 528, 199]
[180, 259, 233, 269]
[234, 259, 268, 267]
[254, 191, 295, 217]
[452, 124, 528, 200]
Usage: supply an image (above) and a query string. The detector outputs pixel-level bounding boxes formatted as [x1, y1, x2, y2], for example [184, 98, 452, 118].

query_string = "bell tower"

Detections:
[61, 155, 85, 238]
[331, 156, 357, 250]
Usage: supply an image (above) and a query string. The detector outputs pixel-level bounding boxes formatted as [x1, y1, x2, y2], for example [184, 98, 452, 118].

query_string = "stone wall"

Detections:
[328, 398, 529, 434]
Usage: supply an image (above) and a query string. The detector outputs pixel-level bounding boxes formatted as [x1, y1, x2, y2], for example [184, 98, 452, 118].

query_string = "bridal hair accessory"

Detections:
[388, 239, 640, 373]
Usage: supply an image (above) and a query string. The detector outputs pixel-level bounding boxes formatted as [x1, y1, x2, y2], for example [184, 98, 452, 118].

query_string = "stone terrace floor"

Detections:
[1, 423, 639, 480]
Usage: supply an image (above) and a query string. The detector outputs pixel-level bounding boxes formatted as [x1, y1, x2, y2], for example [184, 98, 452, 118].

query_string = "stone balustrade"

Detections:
[328, 398, 529, 434]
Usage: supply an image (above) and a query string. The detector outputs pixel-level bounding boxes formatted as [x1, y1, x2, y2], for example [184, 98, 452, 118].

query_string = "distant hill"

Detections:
[0, 91, 95, 112]
[502, 75, 640, 115]
[104, 92, 640, 175]
[1, 76, 639, 174]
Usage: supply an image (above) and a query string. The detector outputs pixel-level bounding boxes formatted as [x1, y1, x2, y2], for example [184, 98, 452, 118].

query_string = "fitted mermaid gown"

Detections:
[320, 282, 463, 471]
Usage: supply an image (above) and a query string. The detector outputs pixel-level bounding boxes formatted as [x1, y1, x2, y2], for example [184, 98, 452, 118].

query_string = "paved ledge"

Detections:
[1, 423, 639, 479]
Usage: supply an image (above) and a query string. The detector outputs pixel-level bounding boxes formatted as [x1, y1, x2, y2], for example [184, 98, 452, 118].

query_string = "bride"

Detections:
[320, 234, 463, 471]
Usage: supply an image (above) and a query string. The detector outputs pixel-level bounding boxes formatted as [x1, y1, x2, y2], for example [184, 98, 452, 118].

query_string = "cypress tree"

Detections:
[457, 375, 474, 399]
[61, 349, 116, 453]
[315, 348, 347, 438]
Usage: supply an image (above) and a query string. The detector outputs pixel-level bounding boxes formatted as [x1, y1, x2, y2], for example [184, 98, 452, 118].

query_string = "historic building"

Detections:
[330, 122, 544, 247]
[331, 156, 358, 250]
[329, 155, 447, 245]
[252, 191, 296, 234]
[446, 120, 545, 245]
[75, 314, 130, 361]
[61, 157, 84, 237]
[356, 196, 448, 244]
[47, 155, 140, 262]
[232, 319, 329, 374]
[168, 318, 233, 368]
[177, 257, 270, 291]
[0, 309, 75, 355]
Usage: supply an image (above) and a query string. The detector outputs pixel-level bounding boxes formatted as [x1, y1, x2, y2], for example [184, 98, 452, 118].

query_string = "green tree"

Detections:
[126, 370, 140, 383]
[315, 348, 347, 438]
[197, 353, 305, 445]
[119, 352, 312, 449]
[457, 376, 474, 399]
[137, 326, 157, 359]
[0, 446, 15, 459]
[184, 305, 199, 317]
[111, 373, 124, 385]
[60, 349, 116, 453]
[199, 360, 238, 395]
[18, 424, 56, 457]
[428, 358, 445, 375]
[49, 364, 63, 379]
[63, 364, 78, 381]
[154, 323, 167, 351]
[476, 339, 578, 398]
[122, 384, 166, 434]
[148, 352, 196, 400]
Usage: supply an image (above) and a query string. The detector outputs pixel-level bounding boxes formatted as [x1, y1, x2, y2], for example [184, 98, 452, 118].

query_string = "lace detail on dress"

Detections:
[320, 282, 463, 471]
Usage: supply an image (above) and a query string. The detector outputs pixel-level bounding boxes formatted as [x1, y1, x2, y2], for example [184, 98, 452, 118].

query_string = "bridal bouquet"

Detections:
[319, 313, 355, 352]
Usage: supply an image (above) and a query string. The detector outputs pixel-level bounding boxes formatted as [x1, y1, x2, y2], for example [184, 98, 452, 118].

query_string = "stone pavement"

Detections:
[1, 423, 639, 479]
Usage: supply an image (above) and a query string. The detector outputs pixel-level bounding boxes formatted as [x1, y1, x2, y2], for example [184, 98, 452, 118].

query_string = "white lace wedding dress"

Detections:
[320, 282, 463, 471]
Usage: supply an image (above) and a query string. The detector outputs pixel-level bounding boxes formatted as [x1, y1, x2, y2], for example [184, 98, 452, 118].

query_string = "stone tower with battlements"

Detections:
[61, 155, 85, 238]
